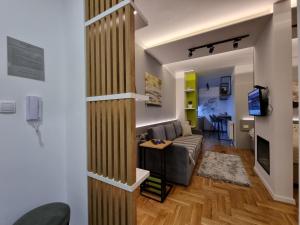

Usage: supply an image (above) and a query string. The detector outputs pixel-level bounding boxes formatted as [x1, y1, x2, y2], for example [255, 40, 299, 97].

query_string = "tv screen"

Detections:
[248, 88, 263, 116]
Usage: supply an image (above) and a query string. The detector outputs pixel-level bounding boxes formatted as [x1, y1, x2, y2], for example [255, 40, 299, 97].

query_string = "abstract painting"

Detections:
[145, 72, 162, 106]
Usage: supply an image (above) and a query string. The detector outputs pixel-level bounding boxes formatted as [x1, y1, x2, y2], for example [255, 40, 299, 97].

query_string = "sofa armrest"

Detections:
[165, 144, 193, 186]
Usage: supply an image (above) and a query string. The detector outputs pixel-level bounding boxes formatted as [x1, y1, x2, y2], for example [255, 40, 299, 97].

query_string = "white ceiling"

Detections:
[135, 0, 297, 75]
[135, 0, 281, 49]
[146, 15, 270, 64]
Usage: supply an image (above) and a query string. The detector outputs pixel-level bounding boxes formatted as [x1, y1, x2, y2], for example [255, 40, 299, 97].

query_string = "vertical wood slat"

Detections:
[125, 5, 135, 92]
[112, 0, 118, 94]
[94, 0, 100, 16]
[113, 100, 119, 180]
[118, 7, 125, 93]
[119, 100, 126, 183]
[100, 20, 106, 95]
[102, 101, 107, 176]
[85, 0, 90, 21]
[89, 0, 95, 19]
[107, 101, 113, 178]
[92, 179, 98, 225]
[106, 14, 112, 95]
[90, 25, 96, 96]
[86, 28, 91, 96]
[125, 100, 136, 185]
[87, 103, 92, 171]
[95, 22, 101, 96]
[96, 102, 102, 175]
[91, 102, 96, 172]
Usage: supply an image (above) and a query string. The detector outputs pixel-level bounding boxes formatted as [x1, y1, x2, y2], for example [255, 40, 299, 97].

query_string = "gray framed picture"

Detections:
[7, 36, 45, 81]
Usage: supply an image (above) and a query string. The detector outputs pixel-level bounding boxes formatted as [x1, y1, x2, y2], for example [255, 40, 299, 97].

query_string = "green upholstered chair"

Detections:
[13, 202, 70, 225]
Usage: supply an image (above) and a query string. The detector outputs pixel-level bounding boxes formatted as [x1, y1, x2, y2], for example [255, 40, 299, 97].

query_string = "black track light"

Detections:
[187, 34, 249, 57]
[233, 39, 239, 49]
[208, 45, 214, 54]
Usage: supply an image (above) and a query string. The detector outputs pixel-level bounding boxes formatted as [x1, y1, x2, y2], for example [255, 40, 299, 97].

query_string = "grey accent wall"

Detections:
[135, 44, 176, 126]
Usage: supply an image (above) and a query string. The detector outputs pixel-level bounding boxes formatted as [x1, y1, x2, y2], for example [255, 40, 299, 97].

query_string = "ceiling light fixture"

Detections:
[208, 45, 215, 54]
[187, 34, 249, 57]
[233, 39, 240, 49]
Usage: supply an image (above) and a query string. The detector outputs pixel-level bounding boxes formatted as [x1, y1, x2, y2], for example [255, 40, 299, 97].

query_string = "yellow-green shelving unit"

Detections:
[184, 71, 198, 128]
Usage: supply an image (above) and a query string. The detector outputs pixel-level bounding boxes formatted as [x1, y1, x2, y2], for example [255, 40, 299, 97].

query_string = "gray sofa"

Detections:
[142, 120, 203, 186]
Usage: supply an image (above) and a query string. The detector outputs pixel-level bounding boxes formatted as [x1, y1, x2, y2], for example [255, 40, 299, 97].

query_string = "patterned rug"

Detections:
[197, 151, 251, 187]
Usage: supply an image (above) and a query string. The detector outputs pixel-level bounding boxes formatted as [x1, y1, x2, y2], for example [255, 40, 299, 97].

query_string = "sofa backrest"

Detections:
[147, 120, 184, 140]
[164, 123, 177, 140]
[173, 120, 183, 137]
[148, 125, 166, 140]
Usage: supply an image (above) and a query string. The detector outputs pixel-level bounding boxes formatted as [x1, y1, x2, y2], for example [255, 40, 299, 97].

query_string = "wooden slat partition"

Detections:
[88, 178, 138, 225]
[85, 0, 137, 224]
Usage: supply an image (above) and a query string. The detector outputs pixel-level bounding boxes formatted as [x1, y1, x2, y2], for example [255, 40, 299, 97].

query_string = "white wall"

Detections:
[254, 0, 294, 204]
[0, 0, 68, 224]
[63, 0, 88, 225]
[233, 65, 254, 149]
[136, 45, 176, 126]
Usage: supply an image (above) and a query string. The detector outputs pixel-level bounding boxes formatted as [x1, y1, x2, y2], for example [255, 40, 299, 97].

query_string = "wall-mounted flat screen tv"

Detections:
[248, 88, 268, 116]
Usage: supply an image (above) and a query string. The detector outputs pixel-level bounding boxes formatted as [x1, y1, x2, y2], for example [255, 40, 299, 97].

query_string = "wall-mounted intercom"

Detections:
[26, 96, 42, 121]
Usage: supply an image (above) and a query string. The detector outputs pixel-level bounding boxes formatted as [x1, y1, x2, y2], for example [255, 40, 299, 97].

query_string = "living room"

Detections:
[0, 0, 299, 225]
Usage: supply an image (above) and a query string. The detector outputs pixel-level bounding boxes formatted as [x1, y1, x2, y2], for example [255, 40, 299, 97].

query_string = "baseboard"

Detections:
[254, 166, 296, 205]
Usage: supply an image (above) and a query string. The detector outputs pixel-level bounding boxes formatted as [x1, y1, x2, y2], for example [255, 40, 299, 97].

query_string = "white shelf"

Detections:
[87, 168, 150, 192]
[184, 89, 195, 92]
[86, 93, 149, 102]
[85, 0, 148, 30]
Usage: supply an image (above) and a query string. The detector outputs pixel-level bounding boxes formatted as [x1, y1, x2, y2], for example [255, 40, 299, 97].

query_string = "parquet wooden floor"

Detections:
[137, 135, 299, 225]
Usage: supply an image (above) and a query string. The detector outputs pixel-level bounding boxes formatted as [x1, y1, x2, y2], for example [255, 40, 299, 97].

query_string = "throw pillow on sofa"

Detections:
[182, 124, 192, 136]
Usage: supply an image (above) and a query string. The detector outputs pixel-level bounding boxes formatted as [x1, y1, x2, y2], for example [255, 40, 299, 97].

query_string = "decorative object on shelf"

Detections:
[185, 88, 194, 92]
[145, 72, 162, 106]
[187, 101, 193, 109]
[219, 76, 231, 100]
[206, 82, 210, 90]
[292, 81, 298, 108]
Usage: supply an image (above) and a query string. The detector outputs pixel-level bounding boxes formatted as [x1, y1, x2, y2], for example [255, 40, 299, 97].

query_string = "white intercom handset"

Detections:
[26, 96, 42, 121]
[26, 96, 43, 146]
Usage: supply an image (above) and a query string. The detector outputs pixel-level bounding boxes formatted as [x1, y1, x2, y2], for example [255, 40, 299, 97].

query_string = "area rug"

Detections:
[197, 151, 251, 187]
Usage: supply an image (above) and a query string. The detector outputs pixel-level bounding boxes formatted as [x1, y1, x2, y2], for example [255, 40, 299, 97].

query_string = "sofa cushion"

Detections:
[164, 124, 177, 140]
[148, 125, 166, 140]
[173, 134, 203, 164]
[173, 120, 183, 137]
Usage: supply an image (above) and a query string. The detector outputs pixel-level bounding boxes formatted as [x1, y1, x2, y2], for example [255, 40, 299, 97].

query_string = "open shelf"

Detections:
[87, 168, 150, 192]
[86, 93, 149, 102]
[184, 89, 195, 92]
[185, 108, 196, 110]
